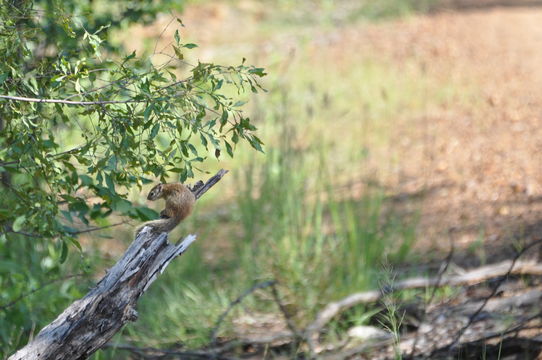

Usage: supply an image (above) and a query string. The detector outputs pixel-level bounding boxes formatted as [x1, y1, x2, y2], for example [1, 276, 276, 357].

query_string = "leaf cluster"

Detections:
[0, 0, 264, 351]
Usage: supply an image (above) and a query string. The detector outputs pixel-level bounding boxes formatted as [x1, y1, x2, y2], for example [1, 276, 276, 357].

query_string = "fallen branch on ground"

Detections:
[108, 257, 542, 359]
[209, 280, 276, 346]
[305, 259, 542, 353]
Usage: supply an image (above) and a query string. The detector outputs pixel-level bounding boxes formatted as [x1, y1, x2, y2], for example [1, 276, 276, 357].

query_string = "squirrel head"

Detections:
[147, 183, 164, 200]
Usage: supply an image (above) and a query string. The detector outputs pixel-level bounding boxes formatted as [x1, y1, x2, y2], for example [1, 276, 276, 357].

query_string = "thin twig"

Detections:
[436, 237, 542, 355]
[153, 14, 177, 56]
[410, 229, 456, 358]
[103, 343, 236, 360]
[0, 145, 84, 166]
[5, 220, 129, 238]
[0, 273, 84, 311]
[68, 221, 129, 235]
[0, 94, 144, 105]
[209, 280, 276, 346]
[270, 282, 303, 356]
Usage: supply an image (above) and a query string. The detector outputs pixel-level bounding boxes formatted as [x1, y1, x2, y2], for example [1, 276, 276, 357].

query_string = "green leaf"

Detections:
[173, 45, 184, 60]
[174, 29, 181, 44]
[136, 207, 160, 220]
[12, 215, 26, 232]
[150, 123, 160, 139]
[59, 240, 68, 264]
[248, 67, 267, 77]
[105, 174, 116, 194]
[233, 100, 247, 107]
[225, 141, 234, 157]
[124, 51, 136, 61]
[183, 43, 198, 49]
[68, 237, 83, 251]
[144, 104, 154, 122]
[200, 134, 208, 148]
[112, 198, 132, 213]
[79, 175, 93, 186]
[220, 110, 229, 125]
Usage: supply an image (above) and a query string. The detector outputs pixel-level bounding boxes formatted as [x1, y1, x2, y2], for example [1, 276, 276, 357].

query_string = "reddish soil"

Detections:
[358, 6, 542, 260]
[132, 2, 542, 262]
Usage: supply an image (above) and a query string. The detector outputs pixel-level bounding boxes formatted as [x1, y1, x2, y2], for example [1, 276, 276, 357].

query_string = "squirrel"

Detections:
[136, 183, 196, 235]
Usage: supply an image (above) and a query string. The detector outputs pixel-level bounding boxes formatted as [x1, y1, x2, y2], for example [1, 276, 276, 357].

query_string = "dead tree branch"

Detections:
[191, 169, 229, 200]
[8, 170, 228, 360]
[437, 238, 542, 354]
[305, 259, 542, 353]
[409, 229, 456, 358]
[209, 280, 276, 346]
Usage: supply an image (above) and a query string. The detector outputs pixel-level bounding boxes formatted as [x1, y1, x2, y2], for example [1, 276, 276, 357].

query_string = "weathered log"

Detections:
[305, 260, 542, 353]
[9, 170, 228, 360]
[8, 232, 195, 360]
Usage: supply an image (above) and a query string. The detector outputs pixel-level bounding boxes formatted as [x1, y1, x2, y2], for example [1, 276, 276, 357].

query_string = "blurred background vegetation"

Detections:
[1, 0, 485, 358]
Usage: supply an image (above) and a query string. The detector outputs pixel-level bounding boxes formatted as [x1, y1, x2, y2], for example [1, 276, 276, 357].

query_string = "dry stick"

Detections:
[431, 313, 542, 358]
[397, 289, 542, 358]
[270, 283, 303, 355]
[209, 280, 277, 346]
[9, 233, 197, 360]
[321, 338, 396, 360]
[104, 343, 236, 360]
[409, 229, 456, 359]
[192, 169, 229, 200]
[270, 283, 302, 339]
[304, 259, 542, 355]
[434, 237, 542, 356]
[214, 333, 294, 354]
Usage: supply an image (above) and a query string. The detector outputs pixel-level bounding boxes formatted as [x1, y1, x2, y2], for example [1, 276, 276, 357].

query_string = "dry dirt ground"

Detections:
[357, 5, 542, 261]
[132, 2, 542, 263]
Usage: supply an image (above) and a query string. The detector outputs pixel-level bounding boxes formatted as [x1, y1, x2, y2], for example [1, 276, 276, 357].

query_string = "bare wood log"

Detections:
[8, 170, 228, 360]
[8, 233, 196, 360]
[458, 288, 542, 315]
[305, 260, 542, 353]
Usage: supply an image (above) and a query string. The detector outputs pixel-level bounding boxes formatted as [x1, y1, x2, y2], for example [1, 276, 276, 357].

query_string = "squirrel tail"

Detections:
[136, 218, 179, 236]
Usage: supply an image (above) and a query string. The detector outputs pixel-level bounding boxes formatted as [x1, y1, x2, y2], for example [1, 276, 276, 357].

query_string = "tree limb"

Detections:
[191, 169, 229, 200]
[0, 94, 144, 106]
[8, 170, 228, 360]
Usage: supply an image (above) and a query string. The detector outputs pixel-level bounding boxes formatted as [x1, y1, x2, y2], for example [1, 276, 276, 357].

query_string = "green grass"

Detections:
[1, 1, 472, 358]
[95, 57, 451, 356]
[97, 125, 417, 355]
[221, 0, 440, 26]
[94, 9, 470, 355]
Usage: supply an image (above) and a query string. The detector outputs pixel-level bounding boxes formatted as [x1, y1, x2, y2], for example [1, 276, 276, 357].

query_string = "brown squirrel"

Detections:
[136, 183, 196, 235]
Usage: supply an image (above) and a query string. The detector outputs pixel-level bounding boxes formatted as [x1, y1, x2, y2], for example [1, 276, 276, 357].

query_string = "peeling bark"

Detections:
[8, 232, 196, 360]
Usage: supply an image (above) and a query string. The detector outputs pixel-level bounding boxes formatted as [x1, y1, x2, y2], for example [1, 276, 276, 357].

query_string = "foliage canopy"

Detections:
[0, 0, 264, 352]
